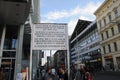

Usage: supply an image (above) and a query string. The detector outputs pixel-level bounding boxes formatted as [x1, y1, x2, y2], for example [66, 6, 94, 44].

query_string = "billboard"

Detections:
[32, 23, 68, 50]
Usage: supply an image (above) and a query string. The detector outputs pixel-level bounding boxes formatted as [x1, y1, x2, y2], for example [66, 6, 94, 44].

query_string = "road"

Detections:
[94, 71, 120, 80]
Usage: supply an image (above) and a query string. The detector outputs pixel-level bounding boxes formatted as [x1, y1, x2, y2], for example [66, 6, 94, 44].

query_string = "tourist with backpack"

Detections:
[84, 68, 94, 80]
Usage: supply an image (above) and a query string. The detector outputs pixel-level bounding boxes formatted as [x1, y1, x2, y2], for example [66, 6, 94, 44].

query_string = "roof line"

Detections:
[71, 20, 96, 43]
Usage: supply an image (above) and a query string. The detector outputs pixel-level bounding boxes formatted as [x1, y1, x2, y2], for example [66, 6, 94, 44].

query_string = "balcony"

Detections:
[0, 0, 31, 25]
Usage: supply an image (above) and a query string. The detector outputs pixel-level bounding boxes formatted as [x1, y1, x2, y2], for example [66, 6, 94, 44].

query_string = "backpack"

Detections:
[85, 72, 93, 80]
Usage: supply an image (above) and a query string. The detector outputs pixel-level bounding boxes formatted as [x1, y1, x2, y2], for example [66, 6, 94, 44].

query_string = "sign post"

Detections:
[32, 23, 68, 50]
[66, 26, 70, 80]
[29, 24, 34, 80]
[30, 23, 70, 80]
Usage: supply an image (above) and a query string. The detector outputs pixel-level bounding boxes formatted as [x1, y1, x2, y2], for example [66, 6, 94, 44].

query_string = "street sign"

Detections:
[33, 23, 68, 50]
[30, 23, 70, 80]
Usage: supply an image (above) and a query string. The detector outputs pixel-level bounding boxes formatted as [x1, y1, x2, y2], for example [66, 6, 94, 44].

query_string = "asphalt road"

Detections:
[94, 71, 120, 80]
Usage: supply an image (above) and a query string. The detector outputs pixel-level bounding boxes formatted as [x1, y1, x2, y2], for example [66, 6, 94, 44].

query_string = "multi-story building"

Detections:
[70, 20, 102, 70]
[53, 50, 67, 68]
[94, 0, 120, 71]
[0, 0, 40, 80]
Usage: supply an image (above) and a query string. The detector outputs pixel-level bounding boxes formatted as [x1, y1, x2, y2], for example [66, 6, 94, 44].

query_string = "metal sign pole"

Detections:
[50, 50, 52, 67]
[26, 67, 28, 80]
[29, 47, 33, 80]
[29, 24, 34, 80]
[66, 25, 70, 80]
[67, 48, 70, 80]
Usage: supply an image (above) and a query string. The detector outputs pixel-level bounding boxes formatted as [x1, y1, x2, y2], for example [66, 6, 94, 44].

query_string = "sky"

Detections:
[40, 0, 105, 36]
[40, 0, 105, 65]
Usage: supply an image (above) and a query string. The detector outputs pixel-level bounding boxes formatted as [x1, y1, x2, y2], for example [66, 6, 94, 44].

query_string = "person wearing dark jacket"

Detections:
[44, 68, 52, 80]
[60, 68, 68, 80]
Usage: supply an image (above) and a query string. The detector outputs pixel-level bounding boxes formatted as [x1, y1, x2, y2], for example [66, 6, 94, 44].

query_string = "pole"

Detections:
[26, 67, 28, 80]
[0, 25, 6, 67]
[67, 43, 70, 80]
[50, 50, 52, 67]
[29, 24, 34, 80]
[66, 24, 70, 80]
[14, 25, 24, 80]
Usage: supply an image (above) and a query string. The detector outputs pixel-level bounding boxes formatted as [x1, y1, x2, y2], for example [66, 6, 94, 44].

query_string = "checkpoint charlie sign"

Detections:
[32, 23, 68, 50]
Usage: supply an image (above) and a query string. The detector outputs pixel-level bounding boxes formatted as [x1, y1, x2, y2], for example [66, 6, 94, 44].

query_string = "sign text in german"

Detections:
[33, 23, 68, 50]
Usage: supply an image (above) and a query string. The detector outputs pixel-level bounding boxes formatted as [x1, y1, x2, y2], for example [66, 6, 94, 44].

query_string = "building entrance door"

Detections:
[0, 58, 15, 80]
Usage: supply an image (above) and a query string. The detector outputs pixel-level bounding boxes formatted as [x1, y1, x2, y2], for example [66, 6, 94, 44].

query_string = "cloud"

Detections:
[68, 19, 78, 35]
[41, 20, 54, 23]
[43, 1, 102, 21]
[79, 16, 91, 21]
[45, 10, 69, 20]
[41, 1, 103, 35]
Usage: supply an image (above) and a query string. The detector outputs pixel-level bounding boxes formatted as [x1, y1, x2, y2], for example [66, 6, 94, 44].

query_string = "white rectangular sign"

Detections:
[32, 23, 68, 50]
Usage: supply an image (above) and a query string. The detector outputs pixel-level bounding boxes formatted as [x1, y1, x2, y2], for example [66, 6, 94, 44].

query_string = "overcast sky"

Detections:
[40, 0, 105, 36]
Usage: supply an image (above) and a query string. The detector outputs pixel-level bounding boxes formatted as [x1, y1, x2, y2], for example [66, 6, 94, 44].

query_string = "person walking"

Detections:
[51, 67, 59, 80]
[80, 65, 86, 80]
[84, 67, 94, 80]
[0, 67, 5, 80]
[59, 67, 68, 80]
[44, 67, 52, 80]
[70, 64, 77, 80]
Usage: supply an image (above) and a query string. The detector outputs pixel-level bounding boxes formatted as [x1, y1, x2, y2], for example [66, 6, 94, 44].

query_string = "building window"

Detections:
[111, 27, 115, 35]
[4, 26, 18, 50]
[114, 9, 118, 18]
[106, 31, 109, 38]
[108, 44, 111, 52]
[103, 46, 106, 54]
[104, 18, 106, 26]
[101, 33, 104, 40]
[114, 42, 118, 51]
[118, 24, 120, 33]
[109, 14, 112, 22]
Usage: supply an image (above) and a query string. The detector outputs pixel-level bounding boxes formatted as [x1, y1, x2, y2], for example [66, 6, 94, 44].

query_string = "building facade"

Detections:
[94, 0, 120, 71]
[53, 50, 67, 68]
[0, 0, 40, 80]
[70, 20, 102, 70]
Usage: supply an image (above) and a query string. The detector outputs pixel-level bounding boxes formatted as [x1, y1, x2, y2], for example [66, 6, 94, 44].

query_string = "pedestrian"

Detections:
[44, 67, 52, 80]
[57, 68, 62, 79]
[51, 67, 59, 80]
[59, 67, 68, 80]
[110, 62, 114, 71]
[84, 68, 94, 80]
[80, 65, 86, 80]
[21, 68, 27, 80]
[89, 66, 94, 76]
[71, 64, 77, 80]
[0, 67, 5, 80]
[41, 69, 46, 78]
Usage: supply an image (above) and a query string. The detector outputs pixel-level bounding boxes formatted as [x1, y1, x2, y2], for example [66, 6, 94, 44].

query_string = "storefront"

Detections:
[1, 58, 15, 80]
[104, 55, 114, 71]
[82, 51, 102, 71]
[116, 57, 120, 70]
[0, 26, 18, 80]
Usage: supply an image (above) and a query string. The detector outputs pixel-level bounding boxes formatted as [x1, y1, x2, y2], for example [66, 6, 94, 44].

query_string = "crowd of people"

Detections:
[38, 67, 68, 80]
[70, 64, 94, 80]
[0, 65, 95, 80]
[35, 64, 94, 80]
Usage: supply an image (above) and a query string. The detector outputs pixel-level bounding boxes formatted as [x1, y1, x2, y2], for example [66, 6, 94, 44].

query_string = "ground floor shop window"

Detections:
[105, 58, 114, 71]
[116, 57, 120, 70]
